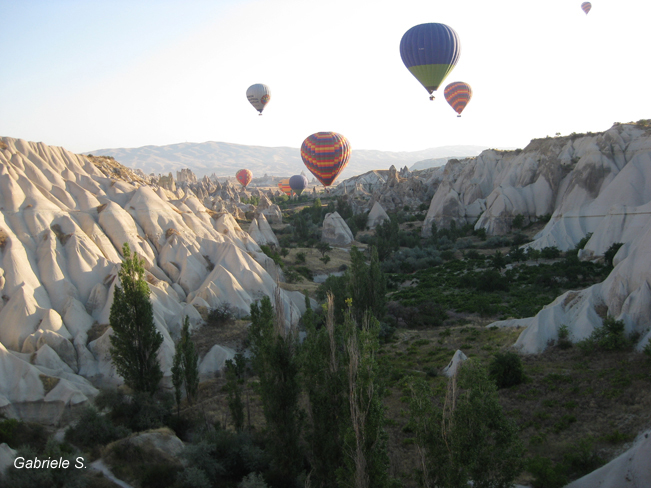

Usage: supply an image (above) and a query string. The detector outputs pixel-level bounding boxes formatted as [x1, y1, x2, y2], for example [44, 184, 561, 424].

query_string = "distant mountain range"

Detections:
[87, 142, 488, 180]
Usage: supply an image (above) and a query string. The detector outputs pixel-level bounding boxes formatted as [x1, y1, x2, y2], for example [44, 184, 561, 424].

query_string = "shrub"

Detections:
[578, 316, 630, 352]
[512, 214, 525, 229]
[541, 246, 561, 259]
[528, 456, 568, 488]
[64, 406, 130, 451]
[604, 242, 623, 267]
[207, 303, 236, 327]
[295, 251, 306, 264]
[488, 351, 526, 389]
[557, 324, 572, 349]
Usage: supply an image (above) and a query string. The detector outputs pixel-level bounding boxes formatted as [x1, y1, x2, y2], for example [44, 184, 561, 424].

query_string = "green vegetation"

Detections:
[109, 243, 163, 395]
[172, 316, 200, 412]
[408, 361, 523, 488]
[489, 352, 526, 389]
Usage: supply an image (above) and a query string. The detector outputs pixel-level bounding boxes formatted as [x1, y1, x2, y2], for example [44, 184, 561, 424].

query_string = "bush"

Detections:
[64, 406, 130, 451]
[488, 352, 526, 389]
[94, 390, 174, 433]
[578, 316, 630, 352]
[557, 324, 572, 349]
[604, 242, 623, 267]
[528, 456, 568, 488]
[295, 252, 306, 264]
[207, 303, 236, 327]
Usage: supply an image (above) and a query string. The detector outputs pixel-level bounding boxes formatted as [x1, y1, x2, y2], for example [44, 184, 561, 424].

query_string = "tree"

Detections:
[408, 361, 523, 488]
[347, 246, 386, 324]
[172, 316, 200, 412]
[248, 290, 303, 484]
[316, 241, 332, 258]
[109, 243, 163, 395]
[302, 295, 390, 488]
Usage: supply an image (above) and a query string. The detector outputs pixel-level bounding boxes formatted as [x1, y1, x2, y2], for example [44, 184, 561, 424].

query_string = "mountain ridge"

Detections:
[87, 141, 488, 180]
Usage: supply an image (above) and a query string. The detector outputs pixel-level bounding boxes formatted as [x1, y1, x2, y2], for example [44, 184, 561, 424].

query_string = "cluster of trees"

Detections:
[101, 241, 523, 488]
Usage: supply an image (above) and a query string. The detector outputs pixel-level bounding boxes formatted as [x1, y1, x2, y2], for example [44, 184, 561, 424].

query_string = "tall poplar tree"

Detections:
[172, 316, 200, 411]
[109, 243, 163, 395]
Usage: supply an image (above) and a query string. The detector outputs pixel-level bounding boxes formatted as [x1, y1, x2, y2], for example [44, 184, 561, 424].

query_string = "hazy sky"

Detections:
[1, 0, 650, 154]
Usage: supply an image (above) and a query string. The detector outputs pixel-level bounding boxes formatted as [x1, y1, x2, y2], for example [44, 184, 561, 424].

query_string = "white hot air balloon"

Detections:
[246, 84, 271, 115]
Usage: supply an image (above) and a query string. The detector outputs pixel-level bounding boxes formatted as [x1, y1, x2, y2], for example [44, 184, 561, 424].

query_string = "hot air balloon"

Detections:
[581, 2, 591, 14]
[289, 175, 308, 196]
[246, 84, 271, 115]
[278, 179, 292, 196]
[444, 82, 472, 117]
[300, 132, 351, 187]
[236, 169, 252, 188]
[400, 23, 461, 101]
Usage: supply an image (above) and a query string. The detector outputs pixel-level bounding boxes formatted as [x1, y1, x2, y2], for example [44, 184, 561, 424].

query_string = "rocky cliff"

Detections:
[0, 137, 301, 423]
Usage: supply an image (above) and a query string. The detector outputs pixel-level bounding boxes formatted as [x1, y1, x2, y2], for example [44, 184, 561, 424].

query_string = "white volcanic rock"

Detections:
[442, 350, 468, 377]
[565, 430, 651, 488]
[248, 213, 280, 247]
[0, 136, 307, 418]
[321, 212, 354, 246]
[198, 344, 235, 380]
[0, 442, 17, 475]
[259, 204, 283, 225]
[367, 202, 390, 229]
[422, 124, 651, 246]
[493, 205, 651, 354]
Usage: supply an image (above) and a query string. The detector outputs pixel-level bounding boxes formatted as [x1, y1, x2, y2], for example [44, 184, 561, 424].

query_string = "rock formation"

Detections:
[366, 201, 390, 229]
[321, 212, 354, 246]
[248, 213, 280, 248]
[421, 123, 651, 248]
[0, 136, 300, 423]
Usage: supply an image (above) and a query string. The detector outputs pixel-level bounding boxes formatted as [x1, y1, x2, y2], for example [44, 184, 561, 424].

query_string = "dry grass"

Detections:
[191, 319, 249, 359]
[0, 227, 8, 250]
[39, 375, 60, 394]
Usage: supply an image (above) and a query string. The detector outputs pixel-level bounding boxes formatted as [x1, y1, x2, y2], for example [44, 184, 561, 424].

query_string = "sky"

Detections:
[1, 0, 650, 155]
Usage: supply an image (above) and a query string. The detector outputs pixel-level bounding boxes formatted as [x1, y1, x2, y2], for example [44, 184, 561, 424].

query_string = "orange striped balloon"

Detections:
[278, 178, 292, 196]
[300, 132, 351, 187]
[444, 82, 472, 117]
[236, 169, 252, 187]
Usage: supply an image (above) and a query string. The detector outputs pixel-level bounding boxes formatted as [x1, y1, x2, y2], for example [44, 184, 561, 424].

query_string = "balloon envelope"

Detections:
[236, 169, 252, 187]
[444, 82, 472, 116]
[581, 2, 591, 14]
[300, 132, 351, 187]
[289, 175, 308, 195]
[278, 179, 292, 196]
[400, 23, 461, 96]
[246, 84, 271, 114]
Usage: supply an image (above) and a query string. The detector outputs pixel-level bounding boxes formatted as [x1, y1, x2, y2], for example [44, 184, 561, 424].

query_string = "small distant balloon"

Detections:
[278, 179, 292, 196]
[246, 84, 271, 115]
[236, 169, 252, 188]
[289, 175, 308, 196]
[300, 132, 351, 187]
[399, 23, 461, 100]
[444, 82, 472, 117]
[581, 2, 591, 14]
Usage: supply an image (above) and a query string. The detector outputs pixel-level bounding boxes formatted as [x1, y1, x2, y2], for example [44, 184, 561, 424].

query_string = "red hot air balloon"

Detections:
[300, 132, 351, 187]
[278, 178, 292, 196]
[444, 82, 472, 117]
[236, 169, 252, 188]
[581, 2, 591, 14]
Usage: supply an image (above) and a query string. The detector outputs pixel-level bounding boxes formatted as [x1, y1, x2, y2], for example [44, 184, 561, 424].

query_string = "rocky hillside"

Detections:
[416, 122, 651, 355]
[88, 141, 486, 180]
[0, 137, 305, 424]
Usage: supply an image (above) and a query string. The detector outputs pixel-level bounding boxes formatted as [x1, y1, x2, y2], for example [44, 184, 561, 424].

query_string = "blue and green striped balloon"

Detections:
[400, 23, 461, 99]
